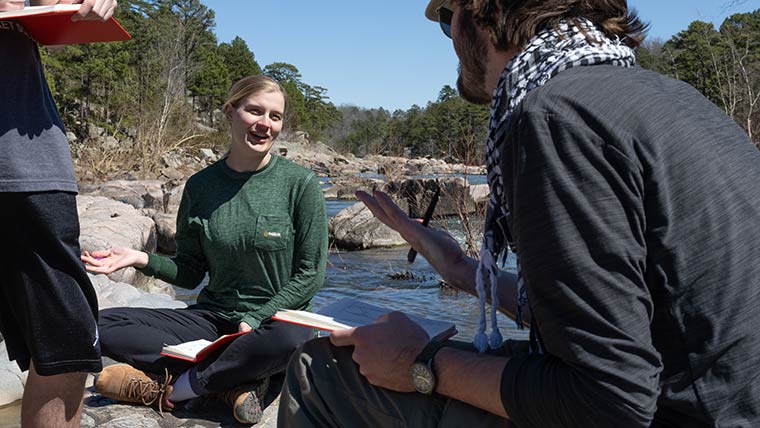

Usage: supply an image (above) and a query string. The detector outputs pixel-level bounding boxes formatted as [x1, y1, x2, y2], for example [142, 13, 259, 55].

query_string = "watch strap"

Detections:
[415, 338, 446, 366]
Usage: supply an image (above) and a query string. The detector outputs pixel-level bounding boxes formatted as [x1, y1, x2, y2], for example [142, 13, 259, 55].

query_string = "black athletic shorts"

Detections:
[0, 191, 102, 375]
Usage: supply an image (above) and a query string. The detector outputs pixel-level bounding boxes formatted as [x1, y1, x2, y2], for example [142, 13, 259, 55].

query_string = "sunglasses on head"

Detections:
[438, 7, 453, 39]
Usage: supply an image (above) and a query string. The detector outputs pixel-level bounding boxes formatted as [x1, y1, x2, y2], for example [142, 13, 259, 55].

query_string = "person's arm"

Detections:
[499, 112, 661, 428]
[356, 190, 529, 324]
[435, 347, 508, 416]
[239, 174, 328, 328]
[330, 311, 511, 417]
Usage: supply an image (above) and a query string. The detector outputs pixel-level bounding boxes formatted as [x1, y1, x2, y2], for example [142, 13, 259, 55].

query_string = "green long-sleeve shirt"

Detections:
[140, 156, 328, 328]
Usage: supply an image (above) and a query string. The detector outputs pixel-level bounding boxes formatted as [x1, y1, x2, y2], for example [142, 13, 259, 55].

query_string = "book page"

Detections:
[321, 298, 455, 338]
[162, 338, 211, 359]
[275, 298, 456, 339]
[272, 310, 351, 331]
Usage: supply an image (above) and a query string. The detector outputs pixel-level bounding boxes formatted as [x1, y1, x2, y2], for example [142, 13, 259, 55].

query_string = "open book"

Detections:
[160, 331, 248, 363]
[0, 4, 131, 45]
[273, 297, 457, 341]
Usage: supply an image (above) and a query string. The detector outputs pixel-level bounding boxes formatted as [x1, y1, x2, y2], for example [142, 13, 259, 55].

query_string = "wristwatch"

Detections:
[409, 339, 446, 395]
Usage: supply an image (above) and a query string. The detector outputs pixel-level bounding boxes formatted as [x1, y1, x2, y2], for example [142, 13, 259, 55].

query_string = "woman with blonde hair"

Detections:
[82, 75, 328, 425]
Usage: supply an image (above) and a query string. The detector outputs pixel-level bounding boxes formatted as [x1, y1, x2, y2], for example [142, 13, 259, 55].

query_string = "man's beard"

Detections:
[455, 9, 492, 105]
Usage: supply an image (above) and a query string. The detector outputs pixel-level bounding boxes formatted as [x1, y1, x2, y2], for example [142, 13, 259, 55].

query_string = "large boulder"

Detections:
[77, 196, 157, 287]
[81, 180, 166, 211]
[329, 202, 407, 250]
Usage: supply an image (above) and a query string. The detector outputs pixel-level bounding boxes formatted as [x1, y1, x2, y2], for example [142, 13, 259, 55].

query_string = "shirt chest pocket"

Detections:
[254, 215, 292, 251]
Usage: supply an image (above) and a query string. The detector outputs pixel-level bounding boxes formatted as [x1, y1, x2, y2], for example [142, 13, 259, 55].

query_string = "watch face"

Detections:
[410, 362, 435, 395]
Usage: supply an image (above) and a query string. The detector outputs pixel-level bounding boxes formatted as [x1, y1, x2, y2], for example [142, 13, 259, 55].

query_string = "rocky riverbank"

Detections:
[0, 139, 490, 426]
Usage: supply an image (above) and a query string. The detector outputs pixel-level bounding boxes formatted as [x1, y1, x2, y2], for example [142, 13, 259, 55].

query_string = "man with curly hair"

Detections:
[278, 1, 760, 427]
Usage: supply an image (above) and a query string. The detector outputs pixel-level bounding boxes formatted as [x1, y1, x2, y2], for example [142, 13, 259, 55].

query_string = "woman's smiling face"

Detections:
[226, 90, 285, 159]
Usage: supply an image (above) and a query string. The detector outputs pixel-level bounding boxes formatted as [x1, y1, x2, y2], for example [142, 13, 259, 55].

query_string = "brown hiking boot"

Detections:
[94, 364, 174, 415]
[217, 377, 270, 425]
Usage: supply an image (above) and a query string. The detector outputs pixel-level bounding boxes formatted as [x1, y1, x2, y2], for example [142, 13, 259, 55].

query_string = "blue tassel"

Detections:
[474, 331, 489, 353]
[489, 330, 503, 350]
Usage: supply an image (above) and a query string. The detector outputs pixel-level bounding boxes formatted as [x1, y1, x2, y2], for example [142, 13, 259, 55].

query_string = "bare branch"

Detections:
[721, 0, 752, 15]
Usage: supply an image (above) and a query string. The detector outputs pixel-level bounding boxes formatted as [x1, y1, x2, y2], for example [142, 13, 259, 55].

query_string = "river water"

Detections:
[175, 175, 528, 342]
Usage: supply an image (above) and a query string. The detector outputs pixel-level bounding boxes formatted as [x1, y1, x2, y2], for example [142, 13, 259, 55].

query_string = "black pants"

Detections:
[0, 192, 101, 375]
[98, 306, 314, 393]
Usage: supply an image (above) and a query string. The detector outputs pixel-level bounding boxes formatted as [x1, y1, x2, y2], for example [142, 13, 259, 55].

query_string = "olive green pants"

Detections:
[277, 337, 515, 428]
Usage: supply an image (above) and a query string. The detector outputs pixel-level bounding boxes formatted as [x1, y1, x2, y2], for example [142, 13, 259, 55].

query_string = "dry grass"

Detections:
[73, 130, 228, 182]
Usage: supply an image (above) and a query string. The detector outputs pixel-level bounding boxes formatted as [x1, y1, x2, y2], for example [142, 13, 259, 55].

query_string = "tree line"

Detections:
[41, 0, 342, 177]
[637, 9, 760, 144]
[329, 8, 760, 161]
[40, 2, 758, 179]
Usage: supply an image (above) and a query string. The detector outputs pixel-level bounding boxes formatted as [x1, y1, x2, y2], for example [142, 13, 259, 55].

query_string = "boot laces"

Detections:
[124, 368, 173, 415]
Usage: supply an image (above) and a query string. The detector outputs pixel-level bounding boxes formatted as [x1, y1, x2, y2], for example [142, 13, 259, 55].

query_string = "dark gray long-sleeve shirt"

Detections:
[0, 20, 78, 193]
[499, 65, 760, 428]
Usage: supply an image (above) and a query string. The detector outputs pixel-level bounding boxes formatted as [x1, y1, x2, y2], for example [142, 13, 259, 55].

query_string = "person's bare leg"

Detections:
[21, 362, 87, 428]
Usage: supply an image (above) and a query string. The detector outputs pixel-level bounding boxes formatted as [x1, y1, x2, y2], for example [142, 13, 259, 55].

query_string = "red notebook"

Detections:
[160, 331, 249, 363]
[0, 4, 131, 45]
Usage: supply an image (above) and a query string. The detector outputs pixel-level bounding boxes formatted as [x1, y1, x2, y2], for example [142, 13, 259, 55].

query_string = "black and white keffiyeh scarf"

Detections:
[474, 18, 636, 353]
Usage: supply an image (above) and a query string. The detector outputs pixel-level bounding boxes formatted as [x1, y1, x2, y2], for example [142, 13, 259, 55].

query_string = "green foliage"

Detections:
[326, 86, 489, 163]
[189, 44, 230, 126]
[663, 21, 723, 102]
[639, 8, 760, 143]
[264, 62, 342, 141]
[218, 36, 262, 83]
[39, 0, 343, 179]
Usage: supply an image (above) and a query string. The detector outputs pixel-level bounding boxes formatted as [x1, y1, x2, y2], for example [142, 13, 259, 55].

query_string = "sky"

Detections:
[199, 0, 758, 112]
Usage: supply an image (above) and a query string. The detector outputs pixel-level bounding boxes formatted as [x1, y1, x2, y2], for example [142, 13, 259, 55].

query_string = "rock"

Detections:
[77, 196, 157, 287]
[166, 183, 185, 213]
[77, 373, 283, 428]
[96, 416, 161, 428]
[66, 131, 78, 143]
[469, 183, 489, 205]
[152, 212, 177, 253]
[199, 148, 218, 163]
[322, 186, 339, 199]
[144, 279, 177, 300]
[161, 152, 184, 170]
[90, 273, 185, 309]
[87, 124, 106, 140]
[102, 135, 120, 150]
[161, 167, 184, 181]
[81, 180, 166, 211]
[323, 177, 383, 201]
[329, 202, 407, 250]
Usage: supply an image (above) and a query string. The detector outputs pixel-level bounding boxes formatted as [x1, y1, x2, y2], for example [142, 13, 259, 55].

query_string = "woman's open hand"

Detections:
[81, 247, 149, 274]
